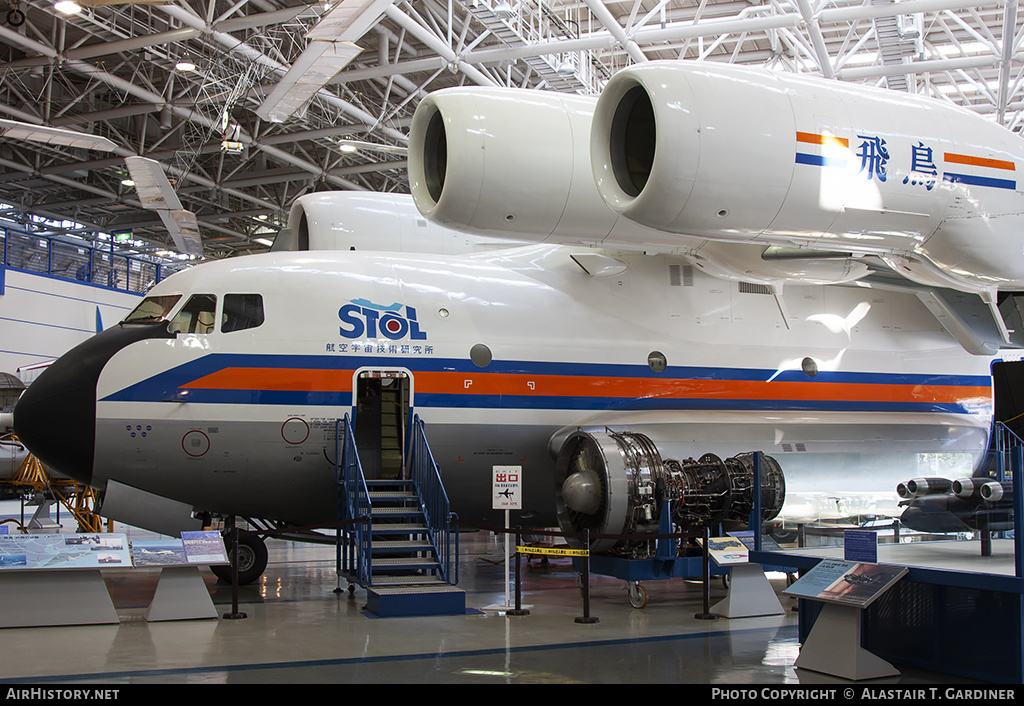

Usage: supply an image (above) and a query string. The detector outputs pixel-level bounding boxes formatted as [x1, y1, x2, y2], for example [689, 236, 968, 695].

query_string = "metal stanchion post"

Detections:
[575, 530, 599, 624]
[694, 526, 717, 620]
[223, 517, 247, 620]
[507, 526, 529, 616]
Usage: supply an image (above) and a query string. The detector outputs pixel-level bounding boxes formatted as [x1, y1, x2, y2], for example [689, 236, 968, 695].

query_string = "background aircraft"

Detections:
[14, 61, 1024, 582]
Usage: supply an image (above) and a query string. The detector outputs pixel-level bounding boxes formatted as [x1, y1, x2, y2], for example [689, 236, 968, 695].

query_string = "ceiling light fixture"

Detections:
[54, 1, 82, 15]
[494, 1, 514, 18]
[175, 54, 196, 72]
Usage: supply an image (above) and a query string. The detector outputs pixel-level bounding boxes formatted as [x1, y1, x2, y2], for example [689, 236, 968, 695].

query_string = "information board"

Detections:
[0, 533, 132, 570]
[131, 530, 228, 567]
[699, 536, 749, 565]
[783, 558, 907, 608]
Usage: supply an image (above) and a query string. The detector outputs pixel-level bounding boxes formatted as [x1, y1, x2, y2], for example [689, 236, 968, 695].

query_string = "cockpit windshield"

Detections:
[123, 294, 182, 323]
[169, 294, 217, 334]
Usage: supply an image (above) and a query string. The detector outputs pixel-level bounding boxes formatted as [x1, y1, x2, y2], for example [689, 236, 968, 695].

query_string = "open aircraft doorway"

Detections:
[353, 369, 411, 480]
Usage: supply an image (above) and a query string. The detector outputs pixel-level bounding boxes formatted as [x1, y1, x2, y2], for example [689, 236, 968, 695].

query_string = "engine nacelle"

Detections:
[904, 477, 954, 497]
[554, 429, 785, 555]
[980, 481, 1013, 503]
[898, 475, 1015, 532]
[952, 478, 978, 498]
[407, 87, 683, 246]
[590, 61, 1024, 292]
[277, 191, 511, 255]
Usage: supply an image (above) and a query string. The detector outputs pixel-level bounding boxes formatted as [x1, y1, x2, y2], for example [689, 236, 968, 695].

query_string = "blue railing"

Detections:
[406, 413, 458, 585]
[1, 224, 185, 294]
[336, 415, 372, 586]
[993, 421, 1024, 483]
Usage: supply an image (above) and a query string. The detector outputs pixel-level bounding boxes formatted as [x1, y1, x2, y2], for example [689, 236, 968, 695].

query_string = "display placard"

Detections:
[0, 533, 131, 570]
[728, 530, 783, 552]
[132, 530, 228, 566]
[844, 529, 878, 563]
[699, 536, 749, 565]
[784, 558, 907, 608]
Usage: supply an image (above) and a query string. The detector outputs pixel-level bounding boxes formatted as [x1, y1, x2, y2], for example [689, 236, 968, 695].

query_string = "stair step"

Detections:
[374, 507, 423, 517]
[374, 540, 434, 551]
[368, 490, 417, 500]
[366, 585, 466, 617]
[370, 523, 428, 534]
[371, 574, 449, 586]
[372, 557, 440, 569]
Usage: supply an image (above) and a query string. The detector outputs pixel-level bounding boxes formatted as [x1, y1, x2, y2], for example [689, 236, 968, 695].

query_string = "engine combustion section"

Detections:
[555, 429, 785, 555]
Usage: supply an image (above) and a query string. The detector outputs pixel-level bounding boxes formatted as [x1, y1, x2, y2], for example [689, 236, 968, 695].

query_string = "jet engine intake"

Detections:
[408, 88, 613, 239]
[555, 429, 785, 555]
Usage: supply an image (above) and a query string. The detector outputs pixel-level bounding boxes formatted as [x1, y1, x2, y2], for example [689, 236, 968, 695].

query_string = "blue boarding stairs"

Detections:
[336, 413, 463, 617]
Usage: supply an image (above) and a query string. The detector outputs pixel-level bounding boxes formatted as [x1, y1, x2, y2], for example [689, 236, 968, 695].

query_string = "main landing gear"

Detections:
[210, 531, 268, 586]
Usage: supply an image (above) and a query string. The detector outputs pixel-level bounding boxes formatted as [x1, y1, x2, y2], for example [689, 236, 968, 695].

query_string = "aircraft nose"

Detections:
[15, 342, 106, 485]
[14, 321, 174, 486]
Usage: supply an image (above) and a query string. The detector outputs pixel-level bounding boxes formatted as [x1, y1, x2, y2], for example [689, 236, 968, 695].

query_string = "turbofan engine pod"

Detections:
[555, 429, 785, 554]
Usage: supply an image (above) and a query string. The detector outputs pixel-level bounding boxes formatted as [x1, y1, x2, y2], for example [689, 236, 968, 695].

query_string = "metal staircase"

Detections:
[336, 414, 463, 617]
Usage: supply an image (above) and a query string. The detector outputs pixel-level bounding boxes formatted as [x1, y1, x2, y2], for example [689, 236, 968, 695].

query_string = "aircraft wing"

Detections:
[124, 156, 203, 257]
[0, 118, 118, 152]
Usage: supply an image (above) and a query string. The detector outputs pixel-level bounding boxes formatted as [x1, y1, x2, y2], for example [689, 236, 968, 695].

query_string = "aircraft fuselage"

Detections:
[15, 244, 994, 531]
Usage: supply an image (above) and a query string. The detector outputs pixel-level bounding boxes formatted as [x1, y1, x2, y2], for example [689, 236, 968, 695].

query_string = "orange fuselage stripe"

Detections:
[944, 152, 1015, 171]
[181, 368, 990, 405]
[796, 132, 849, 148]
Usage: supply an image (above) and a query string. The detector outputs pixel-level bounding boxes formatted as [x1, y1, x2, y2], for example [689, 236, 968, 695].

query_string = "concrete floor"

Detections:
[0, 527, 992, 685]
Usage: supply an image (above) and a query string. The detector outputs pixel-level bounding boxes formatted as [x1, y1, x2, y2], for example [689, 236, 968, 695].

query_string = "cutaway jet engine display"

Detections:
[555, 429, 785, 557]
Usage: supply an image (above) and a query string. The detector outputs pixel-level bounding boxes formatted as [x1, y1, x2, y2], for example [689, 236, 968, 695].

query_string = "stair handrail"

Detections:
[994, 422, 1024, 483]
[337, 415, 373, 586]
[406, 413, 458, 585]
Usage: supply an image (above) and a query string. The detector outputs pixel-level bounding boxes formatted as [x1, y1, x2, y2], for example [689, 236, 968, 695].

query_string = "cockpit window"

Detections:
[169, 294, 217, 334]
[124, 294, 182, 323]
[222, 294, 265, 333]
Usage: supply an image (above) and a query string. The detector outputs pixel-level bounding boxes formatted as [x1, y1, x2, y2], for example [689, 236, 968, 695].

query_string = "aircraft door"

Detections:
[353, 369, 412, 480]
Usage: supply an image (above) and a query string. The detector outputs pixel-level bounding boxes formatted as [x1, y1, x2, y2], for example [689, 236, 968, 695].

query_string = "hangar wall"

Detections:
[0, 266, 142, 379]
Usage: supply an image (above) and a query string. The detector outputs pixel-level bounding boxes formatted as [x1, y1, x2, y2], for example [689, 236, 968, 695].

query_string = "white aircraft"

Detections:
[12, 61, 1022, 582]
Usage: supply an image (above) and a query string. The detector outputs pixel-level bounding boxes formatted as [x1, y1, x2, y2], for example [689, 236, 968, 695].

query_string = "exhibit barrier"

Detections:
[455, 519, 773, 623]
[0, 223, 185, 294]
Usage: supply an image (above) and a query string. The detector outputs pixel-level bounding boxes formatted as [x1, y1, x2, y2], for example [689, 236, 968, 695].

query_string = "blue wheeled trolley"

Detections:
[573, 501, 793, 609]
[572, 503, 729, 609]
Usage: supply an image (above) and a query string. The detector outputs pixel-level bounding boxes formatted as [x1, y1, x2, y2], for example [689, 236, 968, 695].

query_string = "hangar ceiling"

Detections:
[0, 0, 1021, 259]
